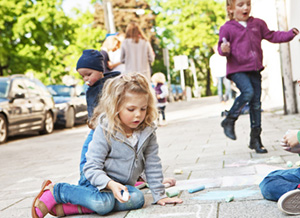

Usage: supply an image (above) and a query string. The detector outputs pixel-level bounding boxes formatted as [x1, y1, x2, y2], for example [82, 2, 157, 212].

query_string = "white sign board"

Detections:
[173, 55, 189, 70]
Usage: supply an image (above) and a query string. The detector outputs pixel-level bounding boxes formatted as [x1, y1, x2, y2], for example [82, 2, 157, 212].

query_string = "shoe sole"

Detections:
[31, 180, 52, 218]
[278, 189, 300, 215]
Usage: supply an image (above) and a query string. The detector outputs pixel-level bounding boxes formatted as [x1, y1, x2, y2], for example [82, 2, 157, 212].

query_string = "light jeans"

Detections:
[53, 173, 145, 215]
[259, 168, 300, 201]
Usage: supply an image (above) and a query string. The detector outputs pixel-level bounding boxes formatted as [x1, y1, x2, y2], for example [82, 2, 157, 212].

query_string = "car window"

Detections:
[49, 86, 72, 97]
[0, 79, 9, 98]
[23, 79, 41, 97]
[10, 78, 27, 98]
[33, 79, 52, 97]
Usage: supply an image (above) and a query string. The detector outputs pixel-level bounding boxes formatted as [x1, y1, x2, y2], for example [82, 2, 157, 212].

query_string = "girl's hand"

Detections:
[157, 197, 183, 206]
[163, 177, 176, 187]
[283, 130, 300, 148]
[221, 42, 230, 53]
[106, 180, 130, 203]
[293, 28, 299, 35]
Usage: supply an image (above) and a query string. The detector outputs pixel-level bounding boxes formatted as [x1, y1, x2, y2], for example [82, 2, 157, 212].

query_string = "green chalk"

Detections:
[225, 195, 234, 202]
[166, 190, 179, 197]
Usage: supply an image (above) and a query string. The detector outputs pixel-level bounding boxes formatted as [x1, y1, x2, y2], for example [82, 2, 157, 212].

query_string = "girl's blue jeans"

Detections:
[53, 173, 145, 215]
[228, 71, 262, 128]
[259, 168, 300, 201]
[65, 130, 144, 215]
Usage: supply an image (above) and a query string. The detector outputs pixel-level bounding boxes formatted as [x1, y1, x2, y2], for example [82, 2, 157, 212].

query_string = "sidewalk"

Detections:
[1, 96, 300, 218]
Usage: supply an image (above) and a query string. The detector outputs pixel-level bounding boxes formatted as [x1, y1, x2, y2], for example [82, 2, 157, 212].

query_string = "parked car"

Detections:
[47, 85, 88, 128]
[0, 74, 57, 144]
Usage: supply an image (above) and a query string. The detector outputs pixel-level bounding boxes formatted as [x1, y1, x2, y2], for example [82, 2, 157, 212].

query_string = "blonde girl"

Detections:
[32, 73, 182, 218]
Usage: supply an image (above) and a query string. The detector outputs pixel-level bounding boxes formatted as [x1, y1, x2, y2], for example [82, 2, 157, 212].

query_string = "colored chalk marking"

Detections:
[166, 190, 179, 197]
[225, 195, 234, 202]
[188, 185, 205, 193]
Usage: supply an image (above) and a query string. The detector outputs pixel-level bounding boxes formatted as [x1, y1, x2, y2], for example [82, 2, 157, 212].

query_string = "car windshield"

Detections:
[48, 86, 72, 97]
[0, 78, 9, 98]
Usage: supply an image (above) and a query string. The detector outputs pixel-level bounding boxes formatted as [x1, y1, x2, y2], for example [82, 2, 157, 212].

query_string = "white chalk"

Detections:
[222, 37, 228, 43]
[122, 191, 129, 201]
[173, 169, 183, 174]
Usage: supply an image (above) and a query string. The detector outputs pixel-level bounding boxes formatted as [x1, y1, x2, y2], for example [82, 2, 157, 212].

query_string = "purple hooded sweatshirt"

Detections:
[218, 16, 296, 78]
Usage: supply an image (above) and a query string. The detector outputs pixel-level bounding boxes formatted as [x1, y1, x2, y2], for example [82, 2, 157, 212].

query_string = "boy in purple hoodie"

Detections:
[219, 0, 299, 153]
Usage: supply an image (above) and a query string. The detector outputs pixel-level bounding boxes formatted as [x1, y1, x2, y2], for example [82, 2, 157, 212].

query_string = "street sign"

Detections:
[173, 55, 189, 71]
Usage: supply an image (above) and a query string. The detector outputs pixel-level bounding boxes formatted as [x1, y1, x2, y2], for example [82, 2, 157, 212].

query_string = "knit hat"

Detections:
[76, 49, 104, 72]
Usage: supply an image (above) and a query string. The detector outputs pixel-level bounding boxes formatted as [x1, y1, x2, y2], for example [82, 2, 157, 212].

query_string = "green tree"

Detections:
[0, 0, 106, 85]
[0, 0, 74, 77]
[150, 0, 226, 96]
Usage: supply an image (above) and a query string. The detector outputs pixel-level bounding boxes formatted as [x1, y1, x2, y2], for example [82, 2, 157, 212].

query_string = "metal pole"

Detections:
[103, 0, 116, 34]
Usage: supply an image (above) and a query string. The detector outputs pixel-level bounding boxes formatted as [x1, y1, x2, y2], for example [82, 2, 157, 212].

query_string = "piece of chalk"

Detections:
[166, 190, 179, 197]
[287, 161, 293, 168]
[225, 195, 234, 202]
[222, 37, 228, 43]
[173, 169, 183, 174]
[164, 183, 171, 188]
[122, 191, 129, 201]
[188, 185, 205, 193]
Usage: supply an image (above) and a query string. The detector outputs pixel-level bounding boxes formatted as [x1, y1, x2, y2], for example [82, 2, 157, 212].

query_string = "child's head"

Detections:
[101, 36, 121, 52]
[90, 73, 157, 136]
[151, 72, 166, 86]
[125, 22, 148, 43]
[226, 0, 251, 21]
[76, 49, 104, 86]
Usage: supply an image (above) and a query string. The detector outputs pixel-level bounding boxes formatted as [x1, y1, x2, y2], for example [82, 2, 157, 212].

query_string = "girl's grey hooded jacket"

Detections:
[83, 114, 167, 203]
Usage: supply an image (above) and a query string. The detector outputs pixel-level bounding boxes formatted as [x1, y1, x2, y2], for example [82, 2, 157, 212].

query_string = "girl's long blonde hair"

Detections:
[89, 72, 158, 139]
[125, 21, 148, 43]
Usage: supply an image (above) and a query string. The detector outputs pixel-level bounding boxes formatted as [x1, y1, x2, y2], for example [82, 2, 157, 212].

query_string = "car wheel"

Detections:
[40, 111, 54, 134]
[0, 114, 8, 144]
[65, 107, 75, 128]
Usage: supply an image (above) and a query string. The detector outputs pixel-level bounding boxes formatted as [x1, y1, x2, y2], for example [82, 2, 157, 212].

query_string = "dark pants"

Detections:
[158, 106, 166, 120]
[229, 71, 262, 128]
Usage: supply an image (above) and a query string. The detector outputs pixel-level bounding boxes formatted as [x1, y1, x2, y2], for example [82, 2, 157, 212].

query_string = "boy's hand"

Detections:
[157, 197, 183, 206]
[106, 180, 130, 203]
[282, 130, 300, 148]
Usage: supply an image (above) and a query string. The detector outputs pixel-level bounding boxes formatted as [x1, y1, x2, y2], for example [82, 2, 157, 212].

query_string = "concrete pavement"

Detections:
[1, 96, 300, 218]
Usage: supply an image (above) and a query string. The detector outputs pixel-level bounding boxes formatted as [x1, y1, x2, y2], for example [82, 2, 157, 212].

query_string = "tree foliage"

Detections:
[0, 0, 73, 77]
[0, 0, 106, 85]
[150, 0, 226, 96]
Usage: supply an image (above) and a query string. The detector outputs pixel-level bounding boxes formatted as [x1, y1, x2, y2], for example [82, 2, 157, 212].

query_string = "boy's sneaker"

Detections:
[278, 189, 300, 215]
